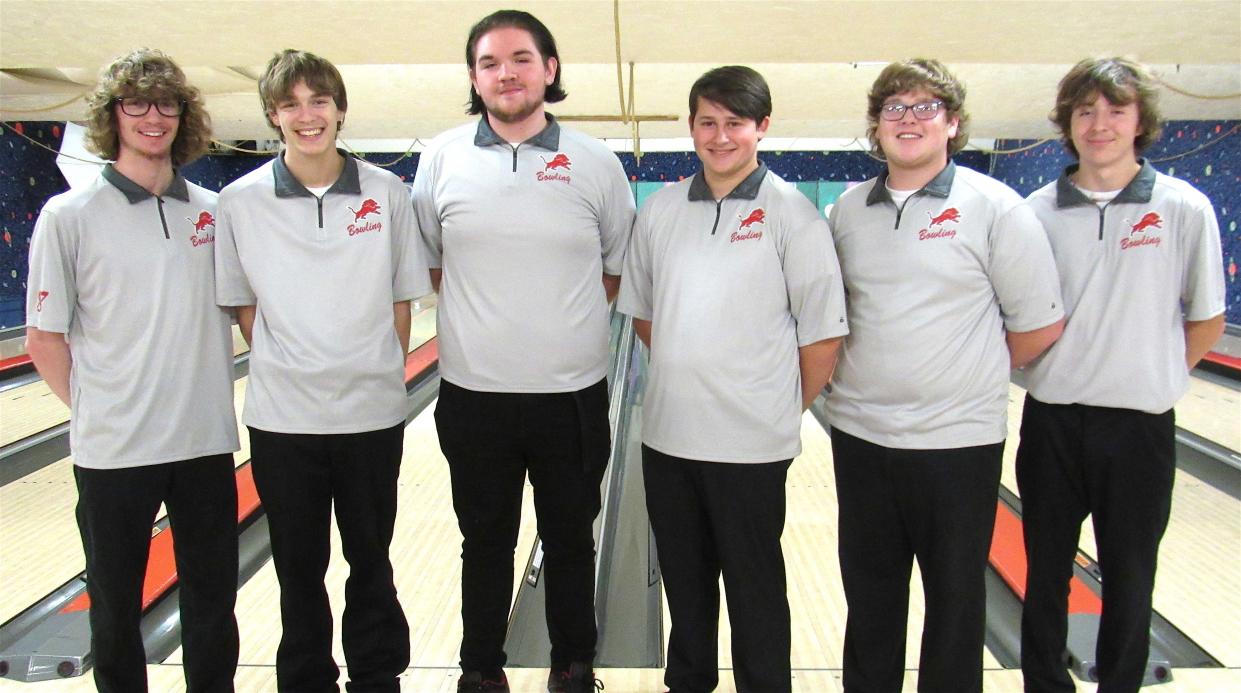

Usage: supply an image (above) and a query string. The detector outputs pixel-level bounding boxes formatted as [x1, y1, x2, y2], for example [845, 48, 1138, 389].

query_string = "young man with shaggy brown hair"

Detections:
[1018, 57, 1225, 693]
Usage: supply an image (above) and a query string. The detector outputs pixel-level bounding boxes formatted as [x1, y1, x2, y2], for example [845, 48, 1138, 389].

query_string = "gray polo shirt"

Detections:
[215, 152, 431, 434]
[413, 115, 635, 393]
[26, 165, 239, 469]
[619, 165, 849, 463]
[824, 162, 1064, 449]
[1024, 160, 1225, 413]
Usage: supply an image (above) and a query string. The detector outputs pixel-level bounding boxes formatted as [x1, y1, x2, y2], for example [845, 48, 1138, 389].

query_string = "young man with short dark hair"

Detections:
[1018, 57, 1225, 693]
[214, 49, 429, 692]
[412, 10, 634, 693]
[824, 58, 1065, 692]
[26, 47, 240, 693]
[618, 65, 847, 693]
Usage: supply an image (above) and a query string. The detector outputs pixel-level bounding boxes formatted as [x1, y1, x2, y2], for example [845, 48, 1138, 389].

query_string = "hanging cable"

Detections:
[0, 92, 86, 113]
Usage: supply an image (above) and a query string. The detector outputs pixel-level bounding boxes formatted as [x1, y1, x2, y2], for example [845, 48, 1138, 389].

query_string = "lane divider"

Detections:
[59, 337, 438, 617]
[989, 501, 1102, 616]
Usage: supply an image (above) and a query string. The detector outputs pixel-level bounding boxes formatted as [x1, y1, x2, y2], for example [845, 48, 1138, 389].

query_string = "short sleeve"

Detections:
[25, 206, 77, 333]
[213, 196, 257, 306]
[389, 176, 433, 301]
[616, 202, 655, 321]
[1179, 194, 1226, 321]
[411, 147, 443, 269]
[780, 197, 849, 345]
[988, 202, 1065, 332]
[597, 151, 635, 275]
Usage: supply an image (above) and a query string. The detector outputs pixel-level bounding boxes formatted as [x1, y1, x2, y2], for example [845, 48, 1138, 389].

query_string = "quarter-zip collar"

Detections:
[103, 163, 189, 203]
[1054, 157, 1156, 209]
[474, 113, 561, 150]
[272, 149, 361, 198]
[687, 162, 768, 202]
[865, 160, 955, 206]
[687, 163, 768, 235]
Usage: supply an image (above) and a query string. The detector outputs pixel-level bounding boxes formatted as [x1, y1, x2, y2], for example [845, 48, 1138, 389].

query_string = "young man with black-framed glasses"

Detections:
[26, 48, 240, 693]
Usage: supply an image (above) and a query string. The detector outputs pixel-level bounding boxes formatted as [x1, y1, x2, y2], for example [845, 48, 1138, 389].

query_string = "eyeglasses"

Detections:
[115, 97, 184, 118]
[879, 100, 945, 121]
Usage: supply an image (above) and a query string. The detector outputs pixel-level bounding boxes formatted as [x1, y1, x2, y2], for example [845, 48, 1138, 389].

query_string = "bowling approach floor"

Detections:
[1, 314, 1238, 691]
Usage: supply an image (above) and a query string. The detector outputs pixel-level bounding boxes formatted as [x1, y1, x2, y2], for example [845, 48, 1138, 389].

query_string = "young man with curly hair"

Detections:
[1017, 57, 1226, 693]
[26, 47, 240, 693]
[823, 58, 1065, 692]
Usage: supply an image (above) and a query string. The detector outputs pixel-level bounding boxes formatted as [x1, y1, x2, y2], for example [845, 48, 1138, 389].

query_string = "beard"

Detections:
[485, 99, 542, 125]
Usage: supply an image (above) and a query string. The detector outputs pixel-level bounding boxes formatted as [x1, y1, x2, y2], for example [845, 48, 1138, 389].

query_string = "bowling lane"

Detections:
[709, 414, 1003, 687]
[0, 326, 250, 449]
[0, 307, 435, 627]
[0, 377, 250, 625]
[196, 398, 541, 673]
[1001, 383, 1241, 666]
[1177, 374, 1240, 452]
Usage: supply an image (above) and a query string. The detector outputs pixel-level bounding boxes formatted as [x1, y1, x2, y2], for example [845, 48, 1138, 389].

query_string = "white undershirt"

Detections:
[886, 184, 918, 209]
[305, 185, 331, 197]
[1074, 184, 1122, 208]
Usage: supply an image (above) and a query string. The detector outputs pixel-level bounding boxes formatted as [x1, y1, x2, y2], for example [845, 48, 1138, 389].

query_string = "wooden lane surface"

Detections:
[14, 663, 1241, 692]
[16, 663, 1241, 692]
[0, 311, 436, 627]
[11, 406, 1241, 692]
[0, 378, 251, 625]
[170, 400, 541, 671]
[1002, 383, 1241, 667]
[1178, 374, 1240, 452]
[0, 326, 250, 448]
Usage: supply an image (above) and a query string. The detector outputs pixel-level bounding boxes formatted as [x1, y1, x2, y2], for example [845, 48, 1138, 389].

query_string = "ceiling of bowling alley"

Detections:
[1, 0, 1239, 147]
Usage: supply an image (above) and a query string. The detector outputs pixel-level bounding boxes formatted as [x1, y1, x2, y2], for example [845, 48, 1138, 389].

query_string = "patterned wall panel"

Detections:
[992, 121, 1239, 324]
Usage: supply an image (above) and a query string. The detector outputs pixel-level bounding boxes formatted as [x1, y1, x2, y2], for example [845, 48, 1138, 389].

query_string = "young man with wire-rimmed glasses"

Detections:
[26, 48, 240, 693]
[213, 49, 430, 692]
[822, 58, 1065, 692]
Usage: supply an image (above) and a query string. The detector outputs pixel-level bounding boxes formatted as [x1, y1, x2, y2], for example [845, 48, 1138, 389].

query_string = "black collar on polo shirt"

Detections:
[474, 113, 561, 150]
[687, 162, 769, 202]
[1054, 158, 1156, 208]
[866, 160, 956, 206]
[273, 149, 361, 198]
[103, 164, 190, 204]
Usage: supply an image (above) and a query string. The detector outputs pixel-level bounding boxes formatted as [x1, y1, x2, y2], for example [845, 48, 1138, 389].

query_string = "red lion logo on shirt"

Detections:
[1129, 211, 1162, 235]
[927, 207, 961, 226]
[349, 199, 382, 222]
[188, 211, 215, 232]
[541, 153, 572, 171]
[738, 208, 766, 229]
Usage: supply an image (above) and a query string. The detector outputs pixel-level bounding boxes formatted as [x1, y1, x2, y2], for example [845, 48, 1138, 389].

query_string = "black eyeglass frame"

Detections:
[879, 100, 946, 121]
[113, 97, 186, 118]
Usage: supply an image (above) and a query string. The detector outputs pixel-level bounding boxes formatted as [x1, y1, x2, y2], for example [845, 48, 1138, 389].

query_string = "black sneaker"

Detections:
[547, 662, 604, 693]
[458, 670, 510, 692]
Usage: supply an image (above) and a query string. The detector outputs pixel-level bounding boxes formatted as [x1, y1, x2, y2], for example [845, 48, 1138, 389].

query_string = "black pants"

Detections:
[642, 446, 792, 693]
[831, 427, 1003, 693]
[74, 454, 238, 693]
[1016, 396, 1175, 693]
[249, 423, 410, 693]
[434, 378, 610, 672]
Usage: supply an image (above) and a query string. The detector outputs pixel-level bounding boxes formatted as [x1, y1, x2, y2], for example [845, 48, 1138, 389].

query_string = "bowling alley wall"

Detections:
[1, 120, 1237, 329]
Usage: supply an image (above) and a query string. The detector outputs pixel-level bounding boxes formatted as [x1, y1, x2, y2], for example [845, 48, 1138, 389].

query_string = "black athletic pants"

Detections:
[248, 423, 410, 693]
[831, 427, 1003, 693]
[434, 378, 611, 673]
[74, 454, 239, 693]
[642, 445, 793, 693]
[1016, 395, 1175, 693]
